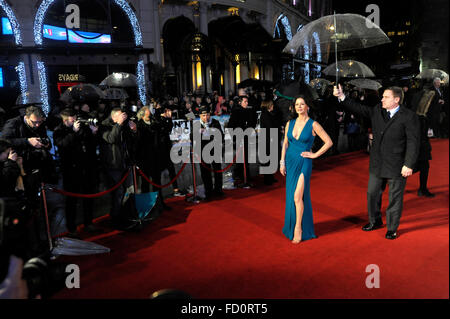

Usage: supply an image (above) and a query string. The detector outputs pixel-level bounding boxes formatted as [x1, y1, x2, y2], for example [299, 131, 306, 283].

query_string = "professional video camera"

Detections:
[0, 198, 67, 298]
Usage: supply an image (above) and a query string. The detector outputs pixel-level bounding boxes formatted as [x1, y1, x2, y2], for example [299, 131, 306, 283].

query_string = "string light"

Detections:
[274, 14, 293, 41]
[34, 0, 142, 46]
[0, 0, 22, 45]
[304, 40, 310, 83]
[312, 32, 321, 77]
[137, 60, 146, 105]
[112, 0, 143, 46]
[37, 61, 50, 115]
[15, 62, 28, 104]
[34, 0, 53, 45]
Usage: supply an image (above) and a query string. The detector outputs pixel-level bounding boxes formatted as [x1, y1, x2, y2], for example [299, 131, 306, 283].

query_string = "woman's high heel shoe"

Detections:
[291, 230, 302, 244]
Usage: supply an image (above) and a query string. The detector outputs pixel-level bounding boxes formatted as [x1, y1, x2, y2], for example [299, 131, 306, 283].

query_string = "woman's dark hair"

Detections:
[290, 94, 315, 119]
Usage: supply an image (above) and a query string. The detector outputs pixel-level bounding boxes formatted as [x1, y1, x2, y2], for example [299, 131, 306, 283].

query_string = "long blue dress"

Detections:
[282, 118, 317, 241]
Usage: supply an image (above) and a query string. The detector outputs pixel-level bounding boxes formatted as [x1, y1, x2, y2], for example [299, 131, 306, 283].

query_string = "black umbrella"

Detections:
[60, 83, 106, 103]
[275, 80, 320, 123]
[238, 79, 274, 91]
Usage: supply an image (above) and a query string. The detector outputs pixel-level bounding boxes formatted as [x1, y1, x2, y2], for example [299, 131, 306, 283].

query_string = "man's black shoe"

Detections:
[385, 230, 398, 240]
[362, 220, 383, 231]
[418, 189, 435, 198]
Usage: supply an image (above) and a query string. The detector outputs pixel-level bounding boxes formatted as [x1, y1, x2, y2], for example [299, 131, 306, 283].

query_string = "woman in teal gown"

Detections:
[280, 95, 333, 244]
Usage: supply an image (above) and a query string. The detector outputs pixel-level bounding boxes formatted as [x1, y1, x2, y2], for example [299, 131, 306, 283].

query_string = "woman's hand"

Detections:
[280, 165, 286, 176]
[301, 151, 317, 159]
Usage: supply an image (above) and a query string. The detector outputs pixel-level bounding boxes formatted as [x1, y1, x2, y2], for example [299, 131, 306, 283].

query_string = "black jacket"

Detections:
[260, 108, 281, 144]
[136, 119, 159, 172]
[227, 106, 257, 130]
[155, 116, 174, 156]
[416, 115, 432, 162]
[99, 117, 137, 170]
[53, 123, 99, 170]
[341, 98, 420, 178]
[1, 116, 52, 174]
[1, 116, 50, 156]
[197, 118, 224, 149]
[0, 159, 21, 197]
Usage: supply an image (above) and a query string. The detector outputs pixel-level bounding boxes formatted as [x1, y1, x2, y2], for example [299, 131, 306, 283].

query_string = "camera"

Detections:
[38, 137, 50, 146]
[78, 118, 99, 126]
[0, 198, 67, 299]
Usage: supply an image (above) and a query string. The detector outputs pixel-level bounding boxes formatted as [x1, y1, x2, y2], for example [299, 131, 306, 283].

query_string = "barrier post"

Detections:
[40, 183, 54, 251]
[185, 148, 202, 204]
[132, 165, 138, 194]
[240, 142, 252, 189]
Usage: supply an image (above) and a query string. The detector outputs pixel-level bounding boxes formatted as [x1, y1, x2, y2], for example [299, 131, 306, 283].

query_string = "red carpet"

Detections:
[54, 139, 449, 299]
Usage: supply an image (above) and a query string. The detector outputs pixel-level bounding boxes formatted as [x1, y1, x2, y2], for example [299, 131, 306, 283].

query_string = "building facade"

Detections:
[0, 0, 332, 112]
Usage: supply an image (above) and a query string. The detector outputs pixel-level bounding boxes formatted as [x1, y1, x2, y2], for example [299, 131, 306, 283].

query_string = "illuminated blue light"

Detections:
[68, 30, 111, 44]
[37, 61, 50, 115]
[42, 24, 112, 43]
[43, 24, 67, 40]
[16, 62, 28, 104]
[312, 32, 321, 76]
[35, 0, 142, 46]
[304, 41, 310, 83]
[137, 60, 146, 105]
[2, 17, 12, 35]
[0, 67, 3, 88]
[274, 15, 293, 41]
[0, 0, 22, 45]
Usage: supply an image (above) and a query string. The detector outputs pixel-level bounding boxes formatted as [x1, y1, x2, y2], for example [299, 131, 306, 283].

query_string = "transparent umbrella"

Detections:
[60, 83, 106, 103]
[103, 87, 129, 100]
[416, 69, 449, 85]
[283, 13, 391, 83]
[322, 60, 375, 78]
[100, 72, 137, 88]
[348, 78, 382, 91]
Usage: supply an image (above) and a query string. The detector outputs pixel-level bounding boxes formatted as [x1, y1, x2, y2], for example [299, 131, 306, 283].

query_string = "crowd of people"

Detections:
[0, 74, 447, 299]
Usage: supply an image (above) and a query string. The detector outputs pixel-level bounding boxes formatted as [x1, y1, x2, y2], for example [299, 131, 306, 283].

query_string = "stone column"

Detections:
[199, 1, 208, 35]
[152, 0, 162, 64]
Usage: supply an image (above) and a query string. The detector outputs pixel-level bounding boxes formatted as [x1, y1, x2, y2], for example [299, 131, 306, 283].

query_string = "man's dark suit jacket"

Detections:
[341, 99, 420, 179]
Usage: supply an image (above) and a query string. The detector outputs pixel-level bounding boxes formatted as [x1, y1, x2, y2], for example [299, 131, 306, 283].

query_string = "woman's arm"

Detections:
[280, 121, 290, 176]
[301, 121, 333, 159]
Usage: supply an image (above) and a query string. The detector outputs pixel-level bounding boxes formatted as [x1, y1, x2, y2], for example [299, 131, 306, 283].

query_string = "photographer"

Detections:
[1, 105, 56, 201]
[99, 108, 137, 227]
[53, 109, 100, 237]
[154, 105, 181, 207]
[136, 106, 159, 194]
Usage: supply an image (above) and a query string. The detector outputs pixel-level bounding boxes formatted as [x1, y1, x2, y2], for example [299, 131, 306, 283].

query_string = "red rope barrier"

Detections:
[198, 145, 243, 173]
[49, 169, 131, 198]
[137, 163, 188, 189]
